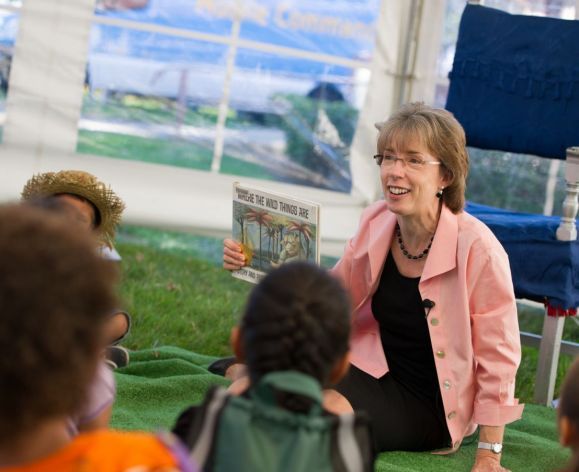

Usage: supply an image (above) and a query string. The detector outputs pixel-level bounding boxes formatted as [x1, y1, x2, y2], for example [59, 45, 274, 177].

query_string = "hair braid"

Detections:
[242, 262, 350, 391]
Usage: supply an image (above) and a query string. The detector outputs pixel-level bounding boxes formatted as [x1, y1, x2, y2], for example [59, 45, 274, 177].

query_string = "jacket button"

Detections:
[436, 350, 445, 359]
[443, 380, 451, 390]
[430, 318, 439, 326]
[447, 411, 456, 420]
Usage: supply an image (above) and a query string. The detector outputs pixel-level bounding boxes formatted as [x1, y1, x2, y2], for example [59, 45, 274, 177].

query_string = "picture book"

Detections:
[231, 182, 320, 284]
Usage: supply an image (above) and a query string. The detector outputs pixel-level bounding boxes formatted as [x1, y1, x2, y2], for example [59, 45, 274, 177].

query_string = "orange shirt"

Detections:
[2, 430, 194, 472]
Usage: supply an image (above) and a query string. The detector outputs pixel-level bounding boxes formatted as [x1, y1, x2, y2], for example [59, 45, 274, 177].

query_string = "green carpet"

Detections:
[111, 347, 571, 471]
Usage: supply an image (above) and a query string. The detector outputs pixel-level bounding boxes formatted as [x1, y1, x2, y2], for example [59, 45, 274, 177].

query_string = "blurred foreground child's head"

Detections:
[0, 204, 117, 442]
[559, 357, 579, 472]
[233, 261, 351, 388]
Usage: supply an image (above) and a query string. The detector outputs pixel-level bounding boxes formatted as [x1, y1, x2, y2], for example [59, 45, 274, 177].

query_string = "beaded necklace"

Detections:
[395, 223, 434, 260]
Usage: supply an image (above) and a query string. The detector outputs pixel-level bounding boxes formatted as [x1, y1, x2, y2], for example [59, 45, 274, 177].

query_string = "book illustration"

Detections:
[232, 183, 320, 284]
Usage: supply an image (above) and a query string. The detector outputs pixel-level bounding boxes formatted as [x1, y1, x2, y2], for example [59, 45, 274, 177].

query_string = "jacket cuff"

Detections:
[472, 400, 525, 426]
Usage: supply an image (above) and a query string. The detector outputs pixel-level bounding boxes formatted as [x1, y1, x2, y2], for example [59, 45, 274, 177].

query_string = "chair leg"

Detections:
[533, 311, 565, 406]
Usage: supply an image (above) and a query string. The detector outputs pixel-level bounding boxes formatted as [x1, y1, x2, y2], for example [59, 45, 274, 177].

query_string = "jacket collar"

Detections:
[367, 204, 458, 285]
[421, 204, 458, 283]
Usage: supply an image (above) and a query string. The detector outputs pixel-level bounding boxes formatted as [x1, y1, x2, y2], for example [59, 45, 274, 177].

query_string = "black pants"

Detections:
[335, 365, 451, 453]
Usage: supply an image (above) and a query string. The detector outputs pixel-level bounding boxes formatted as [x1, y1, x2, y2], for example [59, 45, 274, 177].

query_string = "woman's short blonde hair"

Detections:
[376, 102, 469, 214]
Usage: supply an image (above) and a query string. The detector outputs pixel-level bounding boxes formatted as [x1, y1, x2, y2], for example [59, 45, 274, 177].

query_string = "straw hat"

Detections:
[21, 170, 125, 248]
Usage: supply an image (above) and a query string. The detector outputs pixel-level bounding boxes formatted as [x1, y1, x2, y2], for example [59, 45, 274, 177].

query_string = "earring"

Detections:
[436, 187, 444, 199]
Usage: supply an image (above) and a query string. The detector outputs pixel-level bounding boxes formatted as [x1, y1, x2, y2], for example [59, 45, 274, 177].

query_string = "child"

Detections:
[173, 262, 374, 471]
[25, 195, 119, 434]
[559, 357, 579, 472]
[21, 169, 131, 367]
[0, 204, 195, 471]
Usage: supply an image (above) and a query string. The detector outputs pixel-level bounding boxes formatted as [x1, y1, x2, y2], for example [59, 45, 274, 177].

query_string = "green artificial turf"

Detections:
[112, 347, 572, 472]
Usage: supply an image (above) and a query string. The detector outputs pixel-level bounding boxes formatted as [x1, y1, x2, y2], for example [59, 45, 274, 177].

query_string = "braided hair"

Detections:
[241, 261, 350, 390]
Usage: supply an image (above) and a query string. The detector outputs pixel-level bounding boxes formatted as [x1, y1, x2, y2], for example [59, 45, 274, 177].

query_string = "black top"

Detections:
[371, 252, 440, 401]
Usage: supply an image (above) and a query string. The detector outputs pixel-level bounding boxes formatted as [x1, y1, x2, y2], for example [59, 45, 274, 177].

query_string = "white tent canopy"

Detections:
[0, 0, 446, 256]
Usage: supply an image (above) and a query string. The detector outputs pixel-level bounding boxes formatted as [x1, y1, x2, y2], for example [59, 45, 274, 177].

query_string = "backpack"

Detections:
[184, 370, 374, 472]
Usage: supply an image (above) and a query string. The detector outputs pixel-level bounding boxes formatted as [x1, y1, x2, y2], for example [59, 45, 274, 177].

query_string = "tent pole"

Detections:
[397, 0, 423, 107]
[211, 0, 242, 173]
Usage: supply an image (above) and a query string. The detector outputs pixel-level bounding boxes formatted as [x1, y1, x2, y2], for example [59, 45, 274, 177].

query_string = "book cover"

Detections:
[231, 182, 320, 284]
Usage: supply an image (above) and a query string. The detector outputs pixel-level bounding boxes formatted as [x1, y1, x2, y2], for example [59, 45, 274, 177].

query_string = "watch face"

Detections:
[491, 443, 502, 454]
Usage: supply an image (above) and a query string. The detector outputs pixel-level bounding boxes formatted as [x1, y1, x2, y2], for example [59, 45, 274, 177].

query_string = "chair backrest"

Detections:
[445, 4, 579, 160]
[445, 3, 579, 409]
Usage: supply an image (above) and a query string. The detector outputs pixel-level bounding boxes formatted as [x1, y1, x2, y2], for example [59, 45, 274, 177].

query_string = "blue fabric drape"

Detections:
[467, 202, 579, 310]
[446, 5, 579, 160]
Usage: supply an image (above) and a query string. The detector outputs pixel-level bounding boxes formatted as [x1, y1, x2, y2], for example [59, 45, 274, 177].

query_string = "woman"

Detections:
[223, 103, 524, 471]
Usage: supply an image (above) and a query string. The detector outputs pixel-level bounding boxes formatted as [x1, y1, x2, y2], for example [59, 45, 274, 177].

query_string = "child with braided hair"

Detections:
[173, 262, 374, 471]
[558, 357, 579, 472]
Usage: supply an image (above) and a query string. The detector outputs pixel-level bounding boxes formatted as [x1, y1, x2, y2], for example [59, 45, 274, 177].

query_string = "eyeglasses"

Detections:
[373, 154, 442, 171]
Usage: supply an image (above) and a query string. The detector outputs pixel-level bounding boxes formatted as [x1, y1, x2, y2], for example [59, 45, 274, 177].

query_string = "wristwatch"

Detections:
[478, 442, 503, 454]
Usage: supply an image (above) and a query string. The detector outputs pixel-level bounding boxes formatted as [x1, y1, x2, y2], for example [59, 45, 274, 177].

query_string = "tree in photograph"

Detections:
[233, 203, 248, 244]
[286, 221, 313, 259]
[277, 222, 286, 255]
[265, 226, 276, 259]
[246, 209, 273, 270]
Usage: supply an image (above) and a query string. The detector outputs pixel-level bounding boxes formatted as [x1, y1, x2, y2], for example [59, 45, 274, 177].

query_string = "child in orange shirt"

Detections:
[0, 204, 195, 472]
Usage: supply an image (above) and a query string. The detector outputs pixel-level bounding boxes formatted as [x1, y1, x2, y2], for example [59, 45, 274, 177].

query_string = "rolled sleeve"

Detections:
[469, 246, 525, 427]
[472, 399, 524, 426]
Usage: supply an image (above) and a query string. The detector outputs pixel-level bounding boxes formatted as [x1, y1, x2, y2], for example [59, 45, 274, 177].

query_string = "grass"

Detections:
[77, 130, 277, 180]
[77, 89, 280, 180]
[80, 94, 253, 128]
[118, 242, 249, 355]
[514, 305, 578, 402]
[116, 225, 578, 404]
[116, 226, 248, 355]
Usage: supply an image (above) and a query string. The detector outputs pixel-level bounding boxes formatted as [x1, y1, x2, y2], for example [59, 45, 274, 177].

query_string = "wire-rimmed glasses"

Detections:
[373, 154, 442, 171]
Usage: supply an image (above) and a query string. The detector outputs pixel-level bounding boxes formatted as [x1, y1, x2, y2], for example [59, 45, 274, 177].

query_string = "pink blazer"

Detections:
[332, 201, 524, 449]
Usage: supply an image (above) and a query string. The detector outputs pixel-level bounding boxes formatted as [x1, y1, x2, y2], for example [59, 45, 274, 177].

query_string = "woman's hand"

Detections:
[471, 454, 510, 472]
[223, 238, 245, 271]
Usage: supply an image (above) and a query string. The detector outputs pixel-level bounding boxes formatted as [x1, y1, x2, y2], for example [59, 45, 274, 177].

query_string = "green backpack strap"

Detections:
[250, 370, 324, 414]
[335, 413, 368, 472]
[188, 386, 230, 469]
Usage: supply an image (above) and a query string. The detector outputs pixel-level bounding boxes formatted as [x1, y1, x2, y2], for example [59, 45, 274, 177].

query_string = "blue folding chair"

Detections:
[445, 2, 579, 405]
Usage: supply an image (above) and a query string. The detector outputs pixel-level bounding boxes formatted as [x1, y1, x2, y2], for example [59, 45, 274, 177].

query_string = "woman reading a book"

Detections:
[222, 103, 523, 472]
